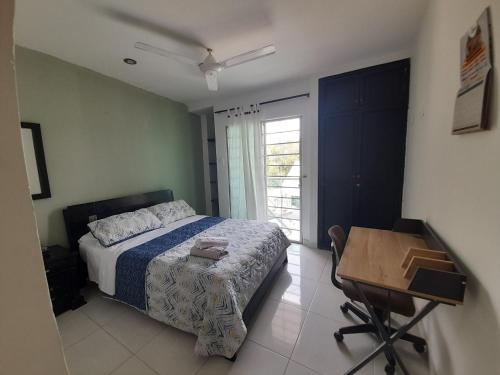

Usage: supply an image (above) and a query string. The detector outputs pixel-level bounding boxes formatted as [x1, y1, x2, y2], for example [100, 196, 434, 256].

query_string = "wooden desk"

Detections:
[338, 227, 462, 305]
[336, 222, 466, 374]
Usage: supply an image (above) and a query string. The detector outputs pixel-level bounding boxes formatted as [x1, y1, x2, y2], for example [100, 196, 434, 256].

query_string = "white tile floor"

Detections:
[57, 244, 430, 375]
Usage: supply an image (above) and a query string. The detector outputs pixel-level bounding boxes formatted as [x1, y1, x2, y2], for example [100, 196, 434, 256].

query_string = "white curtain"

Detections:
[226, 105, 266, 220]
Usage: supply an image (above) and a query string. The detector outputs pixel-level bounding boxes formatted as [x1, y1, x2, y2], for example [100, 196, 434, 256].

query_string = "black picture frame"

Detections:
[20, 122, 51, 200]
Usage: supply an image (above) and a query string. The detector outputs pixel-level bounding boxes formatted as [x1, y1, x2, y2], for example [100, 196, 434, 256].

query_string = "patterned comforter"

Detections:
[114, 217, 290, 358]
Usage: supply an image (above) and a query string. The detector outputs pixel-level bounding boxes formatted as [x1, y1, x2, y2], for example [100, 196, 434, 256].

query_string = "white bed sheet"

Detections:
[79, 215, 206, 295]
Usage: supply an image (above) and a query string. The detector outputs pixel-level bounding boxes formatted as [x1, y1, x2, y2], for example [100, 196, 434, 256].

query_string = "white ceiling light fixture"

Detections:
[135, 42, 276, 91]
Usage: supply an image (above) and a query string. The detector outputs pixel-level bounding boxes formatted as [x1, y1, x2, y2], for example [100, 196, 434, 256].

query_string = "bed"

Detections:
[63, 190, 290, 359]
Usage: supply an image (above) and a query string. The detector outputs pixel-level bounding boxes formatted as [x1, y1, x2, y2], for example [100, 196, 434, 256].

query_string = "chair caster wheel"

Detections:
[340, 304, 348, 314]
[334, 331, 344, 342]
[413, 343, 426, 353]
[384, 364, 395, 374]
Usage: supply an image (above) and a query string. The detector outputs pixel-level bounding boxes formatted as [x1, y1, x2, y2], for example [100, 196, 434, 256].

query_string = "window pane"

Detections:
[282, 208, 300, 221]
[267, 197, 300, 210]
[266, 142, 299, 155]
[281, 218, 301, 231]
[267, 206, 282, 218]
[267, 186, 300, 197]
[267, 196, 282, 207]
[268, 208, 300, 221]
[281, 229, 301, 242]
[266, 154, 300, 166]
[265, 118, 300, 133]
[266, 131, 300, 145]
[267, 178, 300, 190]
[269, 218, 300, 231]
[264, 117, 301, 243]
[285, 197, 301, 209]
[266, 165, 300, 177]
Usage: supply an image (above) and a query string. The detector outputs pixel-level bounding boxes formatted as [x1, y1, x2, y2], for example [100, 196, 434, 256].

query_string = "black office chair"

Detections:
[328, 225, 427, 374]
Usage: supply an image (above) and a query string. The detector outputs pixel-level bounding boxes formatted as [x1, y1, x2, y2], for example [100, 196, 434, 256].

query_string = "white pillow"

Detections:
[87, 208, 163, 247]
[147, 200, 195, 226]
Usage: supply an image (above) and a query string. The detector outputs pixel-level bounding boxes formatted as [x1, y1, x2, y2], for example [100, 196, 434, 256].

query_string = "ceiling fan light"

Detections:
[205, 70, 218, 91]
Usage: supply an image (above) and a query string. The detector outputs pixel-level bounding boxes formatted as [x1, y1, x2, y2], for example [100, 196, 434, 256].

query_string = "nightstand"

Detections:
[42, 245, 86, 315]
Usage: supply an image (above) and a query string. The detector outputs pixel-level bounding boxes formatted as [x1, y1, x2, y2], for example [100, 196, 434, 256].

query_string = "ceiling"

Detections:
[14, 0, 428, 105]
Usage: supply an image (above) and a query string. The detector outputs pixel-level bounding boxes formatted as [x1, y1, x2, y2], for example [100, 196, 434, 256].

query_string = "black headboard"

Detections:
[63, 190, 174, 251]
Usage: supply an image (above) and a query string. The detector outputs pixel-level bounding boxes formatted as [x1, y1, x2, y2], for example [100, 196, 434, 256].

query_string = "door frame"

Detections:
[213, 97, 313, 246]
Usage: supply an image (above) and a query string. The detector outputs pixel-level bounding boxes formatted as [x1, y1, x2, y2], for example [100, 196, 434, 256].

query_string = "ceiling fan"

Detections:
[135, 42, 276, 91]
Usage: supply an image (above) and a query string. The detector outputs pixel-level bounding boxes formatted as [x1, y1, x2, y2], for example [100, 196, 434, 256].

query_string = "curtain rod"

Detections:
[213, 93, 310, 115]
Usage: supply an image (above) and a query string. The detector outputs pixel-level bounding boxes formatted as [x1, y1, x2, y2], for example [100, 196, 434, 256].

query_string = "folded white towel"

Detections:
[190, 246, 228, 260]
[194, 237, 229, 249]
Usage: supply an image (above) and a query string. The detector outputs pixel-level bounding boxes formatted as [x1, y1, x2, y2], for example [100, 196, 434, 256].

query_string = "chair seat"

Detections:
[342, 280, 416, 317]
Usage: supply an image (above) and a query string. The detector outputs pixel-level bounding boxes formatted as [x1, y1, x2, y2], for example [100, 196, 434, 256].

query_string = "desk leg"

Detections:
[344, 282, 438, 375]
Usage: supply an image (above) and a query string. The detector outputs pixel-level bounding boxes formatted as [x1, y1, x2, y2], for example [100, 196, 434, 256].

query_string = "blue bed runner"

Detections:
[114, 216, 226, 310]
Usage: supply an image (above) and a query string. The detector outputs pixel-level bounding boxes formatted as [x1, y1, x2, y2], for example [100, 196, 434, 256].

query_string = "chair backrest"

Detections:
[328, 225, 347, 259]
[328, 225, 347, 290]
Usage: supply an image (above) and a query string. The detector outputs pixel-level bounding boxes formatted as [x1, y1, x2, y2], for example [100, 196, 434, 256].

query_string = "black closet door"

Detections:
[359, 63, 409, 110]
[319, 73, 360, 115]
[319, 112, 358, 247]
[318, 73, 360, 249]
[355, 109, 407, 229]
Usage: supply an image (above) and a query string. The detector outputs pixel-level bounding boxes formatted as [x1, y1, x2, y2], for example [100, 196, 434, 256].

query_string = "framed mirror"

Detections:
[20, 122, 51, 200]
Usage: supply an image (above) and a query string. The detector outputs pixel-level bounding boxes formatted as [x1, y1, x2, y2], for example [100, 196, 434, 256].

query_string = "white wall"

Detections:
[404, 1, 500, 374]
[190, 48, 412, 248]
[0, 1, 69, 374]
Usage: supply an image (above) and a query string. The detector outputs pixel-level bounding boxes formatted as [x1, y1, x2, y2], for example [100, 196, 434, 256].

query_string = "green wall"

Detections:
[15, 46, 205, 247]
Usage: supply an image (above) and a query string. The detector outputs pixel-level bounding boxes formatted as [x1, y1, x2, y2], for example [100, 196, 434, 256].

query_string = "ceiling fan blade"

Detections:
[92, 4, 206, 50]
[221, 45, 276, 69]
[135, 42, 199, 66]
[205, 70, 218, 91]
